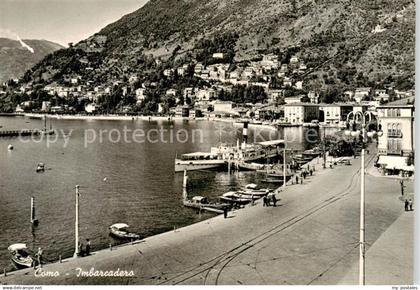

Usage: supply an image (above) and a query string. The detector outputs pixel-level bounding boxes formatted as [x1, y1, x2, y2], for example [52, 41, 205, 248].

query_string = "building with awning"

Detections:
[377, 155, 414, 172]
[376, 103, 415, 176]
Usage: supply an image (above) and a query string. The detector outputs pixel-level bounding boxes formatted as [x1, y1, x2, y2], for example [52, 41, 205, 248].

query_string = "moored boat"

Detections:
[109, 223, 140, 240]
[183, 196, 229, 214]
[175, 152, 225, 172]
[36, 163, 45, 172]
[8, 244, 34, 269]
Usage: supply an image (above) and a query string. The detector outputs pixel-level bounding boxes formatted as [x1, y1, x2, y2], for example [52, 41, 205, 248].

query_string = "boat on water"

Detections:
[175, 151, 226, 172]
[219, 192, 253, 205]
[237, 161, 265, 171]
[8, 244, 34, 269]
[240, 183, 271, 195]
[175, 140, 284, 172]
[183, 196, 229, 214]
[36, 163, 45, 172]
[262, 178, 284, 184]
[293, 154, 314, 165]
[302, 147, 322, 158]
[109, 223, 140, 240]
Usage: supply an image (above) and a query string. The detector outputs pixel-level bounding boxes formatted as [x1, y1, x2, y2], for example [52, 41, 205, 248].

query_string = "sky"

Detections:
[0, 0, 149, 46]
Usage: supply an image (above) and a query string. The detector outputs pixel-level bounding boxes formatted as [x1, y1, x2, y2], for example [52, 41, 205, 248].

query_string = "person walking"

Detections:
[223, 207, 228, 218]
[36, 247, 43, 268]
[272, 195, 277, 207]
[400, 180, 405, 196]
[262, 196, 267, 207]
[309, 169, 313, 176]
[408, 199, 413, 211]
[85, 239, 91, 256]
[295, 175, 299, 184]
[266, 196, 271, 206]
[404, 199, 409, 211]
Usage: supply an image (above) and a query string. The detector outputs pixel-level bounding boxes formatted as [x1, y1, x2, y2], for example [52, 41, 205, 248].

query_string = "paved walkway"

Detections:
[339, 210, 414, 284]
[1, 148, 414, 285]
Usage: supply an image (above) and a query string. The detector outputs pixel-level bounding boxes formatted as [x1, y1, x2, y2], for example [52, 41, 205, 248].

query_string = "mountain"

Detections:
[0, 38, 63, 84]
[1, 0, 415, 111]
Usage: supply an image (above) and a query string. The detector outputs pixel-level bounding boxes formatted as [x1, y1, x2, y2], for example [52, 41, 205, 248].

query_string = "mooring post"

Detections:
[59, 255, 62, 263]
[3, 268, 6, 277]
[109, 243, 112, 251]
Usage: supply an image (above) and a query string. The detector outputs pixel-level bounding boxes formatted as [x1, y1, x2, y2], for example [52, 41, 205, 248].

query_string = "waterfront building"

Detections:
[213, 101, 235, 114]
[319, 103, 353, 124]
[175, 105, 190, 117]
[376, 103, 415, 176]
[41, 101, 51, 112]
[284, 103, 320, 125]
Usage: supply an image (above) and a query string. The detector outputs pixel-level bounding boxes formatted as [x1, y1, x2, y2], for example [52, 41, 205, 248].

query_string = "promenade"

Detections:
[1, 148, 414, 285]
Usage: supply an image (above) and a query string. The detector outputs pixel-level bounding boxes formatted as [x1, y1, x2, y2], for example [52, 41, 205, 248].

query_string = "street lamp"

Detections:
[73, 185, 80, 258]
[345, 111, 377, 285]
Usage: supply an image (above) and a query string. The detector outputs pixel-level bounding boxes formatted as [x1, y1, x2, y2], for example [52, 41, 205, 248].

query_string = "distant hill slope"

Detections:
[8, 0, 416, 91]
[0, 38, 63, 83]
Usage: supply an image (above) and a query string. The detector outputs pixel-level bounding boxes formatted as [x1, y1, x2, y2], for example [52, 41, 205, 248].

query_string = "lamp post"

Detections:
[344, 111, 377, 285]
[73, 185, 80, 258]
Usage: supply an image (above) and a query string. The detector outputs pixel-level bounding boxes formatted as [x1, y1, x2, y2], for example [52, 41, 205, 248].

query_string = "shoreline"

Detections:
[21, 113, 279, 131]
[1, 145, 412, 285]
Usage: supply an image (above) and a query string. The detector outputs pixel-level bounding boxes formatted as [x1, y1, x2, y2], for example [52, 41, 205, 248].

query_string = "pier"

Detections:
[0, 146, 413, 285]
[0, 129, 54, 137]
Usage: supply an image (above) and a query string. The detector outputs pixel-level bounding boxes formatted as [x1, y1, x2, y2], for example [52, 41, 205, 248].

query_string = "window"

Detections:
[387, 139, 402, 155]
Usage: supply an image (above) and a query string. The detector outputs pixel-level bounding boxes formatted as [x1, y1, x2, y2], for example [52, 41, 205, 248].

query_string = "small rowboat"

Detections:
[36, 163, 45, 173]
[219, 192, 252, 205]
[109, 223, 140, 240]
[8, 244, 34, 268]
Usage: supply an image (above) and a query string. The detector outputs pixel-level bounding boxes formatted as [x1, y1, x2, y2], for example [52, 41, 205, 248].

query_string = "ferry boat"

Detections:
[175, 120, 284, 172]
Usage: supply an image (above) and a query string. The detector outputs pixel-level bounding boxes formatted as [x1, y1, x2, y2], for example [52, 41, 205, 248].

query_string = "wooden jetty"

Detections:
[0, 129, 54, 138]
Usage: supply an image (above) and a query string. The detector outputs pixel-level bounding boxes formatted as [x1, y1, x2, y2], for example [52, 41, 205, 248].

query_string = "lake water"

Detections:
[0, 116, 330, 270]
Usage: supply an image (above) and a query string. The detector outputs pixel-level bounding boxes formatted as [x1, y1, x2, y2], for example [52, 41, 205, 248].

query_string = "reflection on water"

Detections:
[0, 116, 338, 270]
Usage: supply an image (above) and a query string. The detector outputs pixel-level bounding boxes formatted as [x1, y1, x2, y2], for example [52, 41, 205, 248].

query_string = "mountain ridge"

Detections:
[0, 38, 63, 84]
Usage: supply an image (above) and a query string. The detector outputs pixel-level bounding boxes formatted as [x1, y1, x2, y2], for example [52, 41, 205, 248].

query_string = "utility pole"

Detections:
[73, 185, 80, 258]
[322, 129, 326, 168]
[359, 149, 365, 285]
[283, 147, 287, 189]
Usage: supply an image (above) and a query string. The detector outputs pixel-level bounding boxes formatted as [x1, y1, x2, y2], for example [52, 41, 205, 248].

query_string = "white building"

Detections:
[85, 103, 98, 113]
[212, 53, 225, 59]
[354, 87, 371, 103]
[196, 89, 216, 102]
[284, 103, 320, 125]
[376, 104, 415, 176]
[213, 101, 235, 114]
